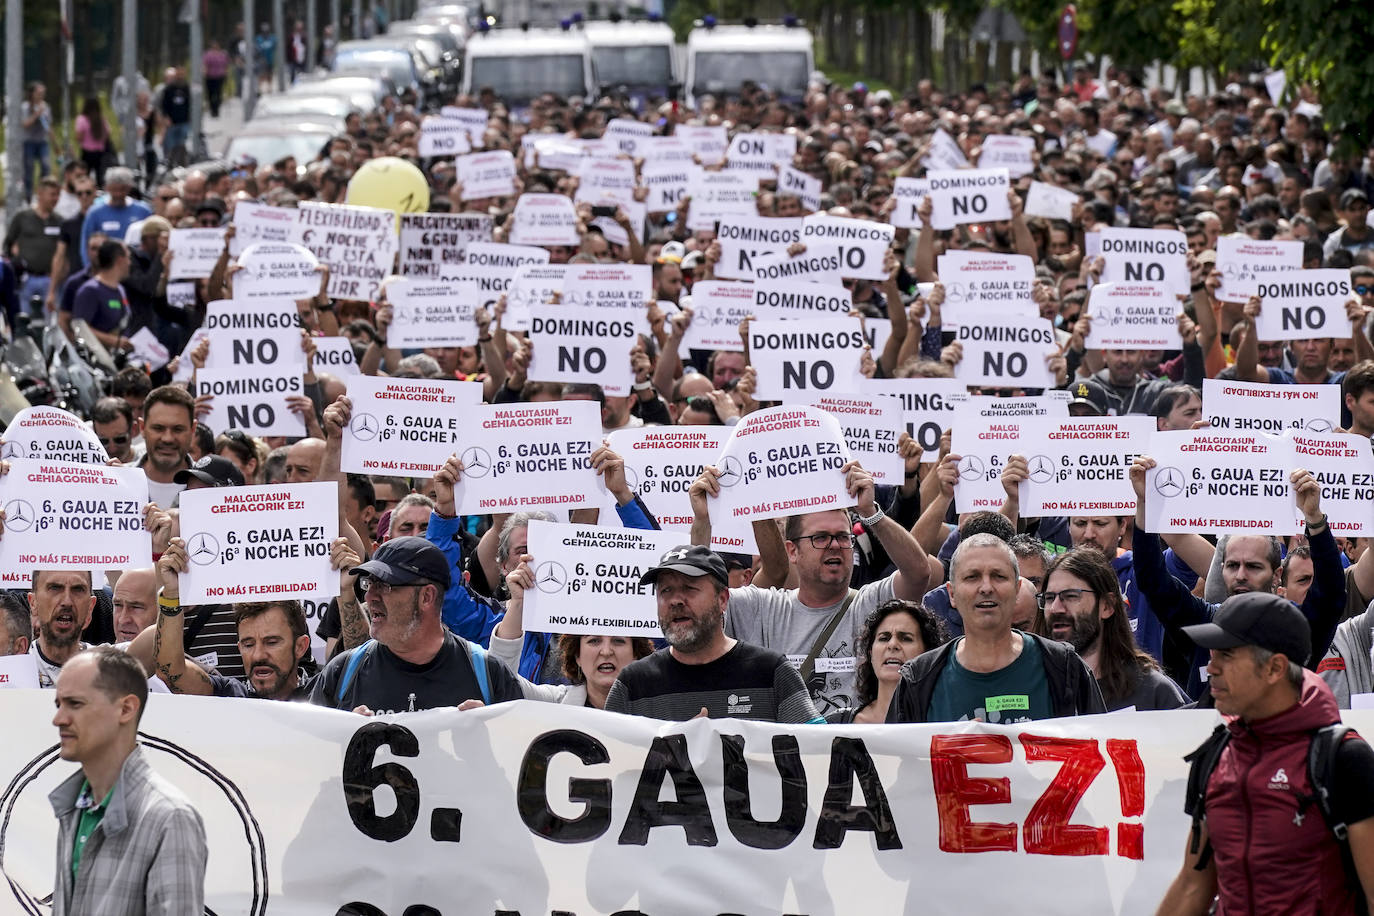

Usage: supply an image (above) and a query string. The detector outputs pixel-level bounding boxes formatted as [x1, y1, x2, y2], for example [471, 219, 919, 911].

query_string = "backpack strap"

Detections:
[1182, 723, 1231, 869]
[467, 640, 491, 705]
[335, 640, 376, 705]
[1306, 724, 1365, 909]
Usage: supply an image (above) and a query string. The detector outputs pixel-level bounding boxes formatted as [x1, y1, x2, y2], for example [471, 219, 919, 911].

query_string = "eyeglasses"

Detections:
[76, 190, 96, 198]
[1356, 285, 1374, 296]
[1036, 588, 1094, 609]
[358, 574, 421, 596]
[97, 434, 130, 448]
[157, 195, 176, 202]
[794, 532, 855, 549]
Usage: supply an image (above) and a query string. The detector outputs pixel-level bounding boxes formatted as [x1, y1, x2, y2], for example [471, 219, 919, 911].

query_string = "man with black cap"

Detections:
[1157, 592, 1374, 915]
[604, 545, 823, 724]
[173, 454, 245, 490]
[309, 536, 523, 715]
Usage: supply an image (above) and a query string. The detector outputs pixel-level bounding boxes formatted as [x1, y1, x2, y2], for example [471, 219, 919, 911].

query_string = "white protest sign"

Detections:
[528, 305, 638, 396]
[560, 262, 650, 311]
[462, 240, 550, 275]
[1288, 431, 1374, 536]
[639, 135, 694, 165]
[748, 317, 868, 402]
[452, 400, 602, 515]
[178, 481, 338, 605]
[1084, 283, 1182, 350]
[923, 127, 969, 171]
[714, 216, 802, 280]
[202, 301, 303, 371]
[526, 134, 585, 172]
[751, 244, 844, 284]
[227, 200, 298, 256]
[0, 461, 149, 572]
[508, 194, 581, 246]
[1202, 378, 1340, 434]
[953, 314, 1057, 389]
[233, 242, 320, 301]
[980, 134, 1036, 177]
[1016, 415, 1154, 517]
[728, 131, 794, 166]
[804, 394, 904, 484]
[1265, 69, 1287, 103]
[417, 115, 472, 157]
[951, 414, 1031, 512]
[1, 405, 108, 463]
[165, 280, 196, 311]
[504, 264, 568, 332]
[641, 162, 694, 212]
[0, 653, 39, 688]
[926, 168, 1012, 227]
[591, 198, 647, 248]
[777, 166, 821, 211]
[1024, 180, 1080, 220]
[439, 105, 488, 146]
[863, 377, 968, 462]
[1253, 269, 1354, 341]
[1098, 227, 1190, 297]
[522, 520, 687, 637]
[1215, 237, 1303, 302]
[171, 327, 207, 383]
[604, 118, 654, 156]
[605, 426, 757, 554]
[398, 212, 493, 278]
[937, 250, 1035, 325]
[1144, 429, 1298, 535]
[680, 280, 755, 352]
[675, 123, 727, 165]
[890, 177, 931, 229]
[197, 368, 305, 436]
[168, 228, 226, 279]
[456, 150, 517, 200]
[340, 375, 484, 476]
[707, 404, 854, 524]
[292, 202, 398, 302]
[313, 337, 359, 376]
[959, 393, 1071, 419]
[386, 277, 481, 348]
[751, 279, 852, 320]
[686, 171, 755, 231]
[801, 215, 895, 281]
[127, 327, 170, 372]
[575, 157, 639, 208]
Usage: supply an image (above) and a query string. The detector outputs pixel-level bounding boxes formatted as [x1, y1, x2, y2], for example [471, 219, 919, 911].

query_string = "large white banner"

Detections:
[3, 691, 1332, 915]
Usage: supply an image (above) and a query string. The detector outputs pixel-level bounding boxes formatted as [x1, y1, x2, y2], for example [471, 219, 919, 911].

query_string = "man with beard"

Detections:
[1033, 547, 1186, 711]
[146, 537, 361, 700]
[138, 385, 194, 508]
[605, 545, 823, 723]
[1130, 456, 1345, 698]
[28, 570, 99, 687]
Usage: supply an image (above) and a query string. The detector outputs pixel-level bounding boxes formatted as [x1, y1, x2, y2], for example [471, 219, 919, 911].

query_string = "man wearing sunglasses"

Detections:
[89, 396, 142, 464]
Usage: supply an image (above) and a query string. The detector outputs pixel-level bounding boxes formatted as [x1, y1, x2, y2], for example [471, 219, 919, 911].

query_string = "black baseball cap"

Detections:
[351, 536, 452, 599]
[639, 544, 729, 589]
[174, 455, 245, 488]
[719, 552, 753, 572]
[1067, 379, 1112, 416]
[1182, 591, 1311, 664]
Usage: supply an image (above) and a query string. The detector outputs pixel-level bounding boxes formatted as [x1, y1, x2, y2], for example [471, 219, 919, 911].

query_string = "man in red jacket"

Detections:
[1158, 592, 1374, 915]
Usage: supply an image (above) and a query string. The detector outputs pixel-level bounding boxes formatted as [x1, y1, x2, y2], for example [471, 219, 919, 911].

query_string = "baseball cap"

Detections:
[196, 198, 227, 219]
[1196, 249, 1218, 267]
[638, 544, 728, 589]
[1340, 188, 1369, 209]
[351, 536, 452, 598]
[1182, 592, 1311, 664]
[173, 455, 245, 488]
[658, 240, 686, 264]
[1067, 378, 1111, 416]
[719, 552, 752, 572]
[680, 250, 703, 270]
[1164, 99, 1188, 117]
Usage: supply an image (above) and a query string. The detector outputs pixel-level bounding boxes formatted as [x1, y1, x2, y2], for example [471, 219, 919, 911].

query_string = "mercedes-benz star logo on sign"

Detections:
[716, 456, 743, 488]
[534, 561, 568, 594]
[350, 413, 380, 441]
[1028, 455, 1055, 484]
[1, 439, 22, 459]
[1154, 467, 1185, 498]
[958, 455, 984, 481]
[2, 499, 33, 532]
[187, 532, 221, 566]
[459, 446, 492, 478]
[1306, 418, 1333, 433]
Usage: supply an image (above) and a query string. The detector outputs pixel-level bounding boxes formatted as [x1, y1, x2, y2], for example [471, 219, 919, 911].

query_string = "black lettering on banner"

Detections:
[343, 722, 422, 842]
[983, 352, 1028, 378]
[783, 360, 834, 391]
[618, 734, 718, 846]
[915, 420, 941, 451]
[517, 729, 613, 843]
[227, 403, 278, 428]
[721, 734, 807, 849]
[232, 338, 280, 364]
[557, 346, 606, 374]
[1123, 263, 1164, 282]
[1281, 306, 1326, 331]
[952, 194, 987, 217]
[813, 737, 902, 850]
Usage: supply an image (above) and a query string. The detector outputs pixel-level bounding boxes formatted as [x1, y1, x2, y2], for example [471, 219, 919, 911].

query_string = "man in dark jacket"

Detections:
[1157, 593, 1374, 915]
[887, 533, 1105, 723]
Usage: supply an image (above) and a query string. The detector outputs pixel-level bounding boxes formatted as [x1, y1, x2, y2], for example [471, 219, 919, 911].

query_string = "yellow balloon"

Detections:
[345, 157, 430, 230]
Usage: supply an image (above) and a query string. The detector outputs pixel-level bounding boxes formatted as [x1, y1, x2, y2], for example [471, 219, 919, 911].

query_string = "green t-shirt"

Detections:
[927, 632, 1054, 724]
[71, 780, 112, 882]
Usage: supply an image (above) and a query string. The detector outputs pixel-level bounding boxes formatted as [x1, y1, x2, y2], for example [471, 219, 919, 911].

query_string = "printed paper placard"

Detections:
[0, 460, 150, 571]
[340, 375, 484, 476]
[1143, 429, 1298, 535]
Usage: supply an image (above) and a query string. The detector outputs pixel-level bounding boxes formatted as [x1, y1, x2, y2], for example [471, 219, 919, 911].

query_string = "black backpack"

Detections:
[1183, 723, 1362, 901]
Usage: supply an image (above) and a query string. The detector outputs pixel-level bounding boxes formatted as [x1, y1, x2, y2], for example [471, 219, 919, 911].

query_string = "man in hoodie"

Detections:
[1157, 593, 1374, 915]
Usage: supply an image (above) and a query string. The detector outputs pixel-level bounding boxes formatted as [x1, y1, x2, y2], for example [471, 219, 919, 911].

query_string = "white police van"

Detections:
[461, 23, 596, 106]
[684, 18, 814, 107]
[582, 17, 680, 103]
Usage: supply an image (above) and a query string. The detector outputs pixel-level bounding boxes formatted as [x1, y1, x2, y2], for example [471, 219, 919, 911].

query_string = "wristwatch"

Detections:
[857, 504, 886, 528]
[632, 380, 654, 392]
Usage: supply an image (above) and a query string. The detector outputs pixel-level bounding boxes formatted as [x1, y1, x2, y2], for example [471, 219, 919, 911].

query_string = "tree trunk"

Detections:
[913, 8, 931, 83]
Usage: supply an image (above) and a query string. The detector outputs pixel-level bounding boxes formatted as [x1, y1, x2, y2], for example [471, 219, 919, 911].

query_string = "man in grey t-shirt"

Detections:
[689, 460, 937, 716]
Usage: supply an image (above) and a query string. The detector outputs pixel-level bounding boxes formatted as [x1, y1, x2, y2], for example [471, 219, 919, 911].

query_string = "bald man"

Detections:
[112, 569, 158, 645]
[284, 438, 324, 483]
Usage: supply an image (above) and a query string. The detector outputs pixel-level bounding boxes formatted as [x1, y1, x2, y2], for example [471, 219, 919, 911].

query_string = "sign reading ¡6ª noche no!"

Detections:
[4, 693, 1359, 915]
[0, 460, 150, 572]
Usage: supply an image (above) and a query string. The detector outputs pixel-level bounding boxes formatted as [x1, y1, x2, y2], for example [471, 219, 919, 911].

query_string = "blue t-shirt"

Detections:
[71, 278, 128, 333]
[927, 632, 1053, 724]
[79, 199, 151, 266]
